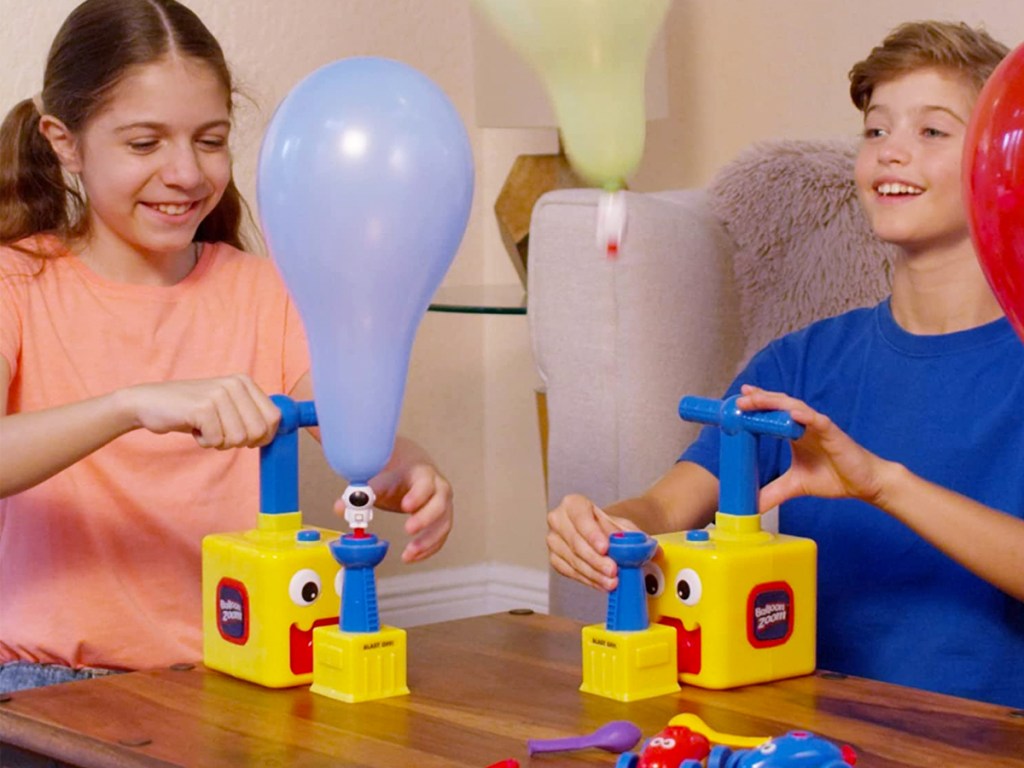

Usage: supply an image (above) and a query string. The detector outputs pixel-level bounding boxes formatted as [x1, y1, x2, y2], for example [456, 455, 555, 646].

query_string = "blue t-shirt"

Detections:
[681, 300, 1024, 707]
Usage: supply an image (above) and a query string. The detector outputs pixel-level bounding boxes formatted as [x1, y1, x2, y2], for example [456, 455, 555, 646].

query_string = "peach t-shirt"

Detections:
[0, 240, 310, 670]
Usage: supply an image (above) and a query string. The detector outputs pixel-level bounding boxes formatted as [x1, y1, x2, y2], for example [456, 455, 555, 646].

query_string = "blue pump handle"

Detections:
[679, 395, 804, 516]
[259, 395, 319, 514]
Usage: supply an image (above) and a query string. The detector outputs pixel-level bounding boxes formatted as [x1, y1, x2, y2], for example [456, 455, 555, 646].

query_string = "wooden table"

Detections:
[2, 612, 1022, 767]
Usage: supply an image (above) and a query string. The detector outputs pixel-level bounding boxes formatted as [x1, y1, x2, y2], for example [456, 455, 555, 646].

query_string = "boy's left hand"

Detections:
[736, 384, 886, 511]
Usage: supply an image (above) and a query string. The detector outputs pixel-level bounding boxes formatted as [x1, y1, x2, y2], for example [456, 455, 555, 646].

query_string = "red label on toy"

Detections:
[217, 578, 249, 645]
[747, 581, 794, 648]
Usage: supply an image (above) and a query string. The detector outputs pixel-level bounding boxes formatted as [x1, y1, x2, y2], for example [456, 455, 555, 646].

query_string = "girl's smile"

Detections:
[41, 54, 232, 285]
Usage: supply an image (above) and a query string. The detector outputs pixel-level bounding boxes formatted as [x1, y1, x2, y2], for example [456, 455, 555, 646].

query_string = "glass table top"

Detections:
[427, 284, 527, 315]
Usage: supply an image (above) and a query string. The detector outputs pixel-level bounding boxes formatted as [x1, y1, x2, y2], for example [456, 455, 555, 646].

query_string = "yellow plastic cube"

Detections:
[579, 623, 681, 702]
[648, 513, 817, 689]
[310, 624, 409, 703]
[202, 512, 342, 688]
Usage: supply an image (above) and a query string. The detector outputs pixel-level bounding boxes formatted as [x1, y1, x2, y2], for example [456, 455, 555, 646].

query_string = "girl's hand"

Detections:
[339, 442, 453, 563]
[736, 384, 886, 510]
[546, 493, 642, 592]
[123, 374, 281, 449]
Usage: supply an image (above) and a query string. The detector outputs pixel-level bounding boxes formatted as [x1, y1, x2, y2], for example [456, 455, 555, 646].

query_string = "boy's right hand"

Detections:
[546, 493, 642, 592]
[123, 374, 281, 449]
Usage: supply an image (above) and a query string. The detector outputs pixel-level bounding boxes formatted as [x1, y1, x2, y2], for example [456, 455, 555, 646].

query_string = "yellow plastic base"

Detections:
[202, 512, 342, 688]
[310, 625, 410, 703]
[650, 512, 817, 690]
[579, 623, 681, 702]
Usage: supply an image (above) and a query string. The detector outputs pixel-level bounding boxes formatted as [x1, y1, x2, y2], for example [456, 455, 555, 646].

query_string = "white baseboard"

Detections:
[377, 562, 549, 627]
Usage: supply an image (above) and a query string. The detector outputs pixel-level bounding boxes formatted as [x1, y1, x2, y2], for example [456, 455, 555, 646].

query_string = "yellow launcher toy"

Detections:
[647, 395, 817, 690]
[202, 396, 343, 688]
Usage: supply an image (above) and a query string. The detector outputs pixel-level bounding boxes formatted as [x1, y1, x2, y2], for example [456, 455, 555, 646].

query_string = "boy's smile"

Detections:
[854, 68, 975, 258]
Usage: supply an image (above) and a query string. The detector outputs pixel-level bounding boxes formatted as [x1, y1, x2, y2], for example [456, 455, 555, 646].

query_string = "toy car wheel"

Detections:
[706, 745, 733, 768]
[615, 752, 639, 768]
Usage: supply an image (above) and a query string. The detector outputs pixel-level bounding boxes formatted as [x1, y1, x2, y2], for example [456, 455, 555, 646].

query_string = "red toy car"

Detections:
[615, 725, 711, 768]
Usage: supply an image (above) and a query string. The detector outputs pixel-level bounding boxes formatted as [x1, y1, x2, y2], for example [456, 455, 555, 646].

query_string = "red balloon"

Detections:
[963, 41, 1024, 344]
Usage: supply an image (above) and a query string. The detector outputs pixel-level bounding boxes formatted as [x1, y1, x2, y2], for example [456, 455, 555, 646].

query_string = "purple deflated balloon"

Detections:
[527, 720, 643, 755]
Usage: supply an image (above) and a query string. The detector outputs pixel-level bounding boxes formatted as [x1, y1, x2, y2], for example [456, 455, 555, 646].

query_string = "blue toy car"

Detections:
[706, 730, 856, 768]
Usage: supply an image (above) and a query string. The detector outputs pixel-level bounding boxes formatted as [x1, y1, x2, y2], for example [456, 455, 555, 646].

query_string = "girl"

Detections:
[0, 0, 453, 693]
[546, 21, 1024, 707]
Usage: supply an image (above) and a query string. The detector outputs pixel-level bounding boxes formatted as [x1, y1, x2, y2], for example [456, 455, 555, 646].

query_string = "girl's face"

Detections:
[854, 68, 975, 257]
[63, 56, 232, 264]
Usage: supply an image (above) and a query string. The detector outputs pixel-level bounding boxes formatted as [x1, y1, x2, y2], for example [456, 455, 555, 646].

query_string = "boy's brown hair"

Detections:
[849, 20, 1010, 111]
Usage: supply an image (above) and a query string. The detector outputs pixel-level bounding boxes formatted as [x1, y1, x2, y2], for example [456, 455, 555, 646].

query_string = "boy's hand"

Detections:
[736, 384, 887, 510]
[546, 493, 641, 592]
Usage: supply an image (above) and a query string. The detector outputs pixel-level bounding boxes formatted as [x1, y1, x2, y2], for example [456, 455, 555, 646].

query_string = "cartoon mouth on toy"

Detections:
[290, 617, 338, 675]
[657, 616, 702, 675]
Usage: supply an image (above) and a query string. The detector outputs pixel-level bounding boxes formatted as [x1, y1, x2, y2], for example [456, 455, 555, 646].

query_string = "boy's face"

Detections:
[854, 68, 975, 255]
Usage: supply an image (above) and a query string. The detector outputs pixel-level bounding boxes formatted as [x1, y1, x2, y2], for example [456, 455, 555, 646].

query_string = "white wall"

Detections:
[3, 1, 1022, 595]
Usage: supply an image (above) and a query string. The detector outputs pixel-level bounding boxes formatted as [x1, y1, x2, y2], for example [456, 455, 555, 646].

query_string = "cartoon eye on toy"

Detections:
[289, 569, 322, 606]
[334, 568, 344, 597]
[758, 742, 777, 755]
[674, 568, 702, 606]
[643, 562, 665, 597]
[649, 736, 676, 749]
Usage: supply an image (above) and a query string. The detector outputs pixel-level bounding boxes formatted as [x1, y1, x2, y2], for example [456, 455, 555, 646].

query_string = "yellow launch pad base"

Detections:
[579, 622, 680, 702]
[202, 512, 342, 688]
[650, 513, 817, 690]
[310, 624, 409, 703]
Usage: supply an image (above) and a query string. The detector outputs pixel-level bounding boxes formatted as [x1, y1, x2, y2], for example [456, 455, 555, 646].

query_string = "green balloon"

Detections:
[476, 0, 670, 189]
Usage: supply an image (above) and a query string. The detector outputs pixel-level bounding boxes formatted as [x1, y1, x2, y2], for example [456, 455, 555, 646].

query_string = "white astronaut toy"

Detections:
[341, 484, 376, 531]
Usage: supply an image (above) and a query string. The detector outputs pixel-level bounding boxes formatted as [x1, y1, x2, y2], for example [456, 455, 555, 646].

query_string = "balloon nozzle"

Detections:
[597, 190, 626, 259]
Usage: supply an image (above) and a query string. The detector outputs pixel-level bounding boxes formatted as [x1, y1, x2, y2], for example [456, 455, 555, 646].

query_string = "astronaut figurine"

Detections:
[342, 484, 375, 533]
[311, 481, 409, 703]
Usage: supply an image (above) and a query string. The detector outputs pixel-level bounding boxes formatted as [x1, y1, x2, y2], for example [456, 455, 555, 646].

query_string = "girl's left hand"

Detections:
[334, 450, 453, 563]
[736, 384, 887, 511]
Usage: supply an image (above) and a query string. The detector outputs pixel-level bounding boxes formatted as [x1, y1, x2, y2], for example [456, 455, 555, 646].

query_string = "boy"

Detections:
[547, 21, 1024, 707]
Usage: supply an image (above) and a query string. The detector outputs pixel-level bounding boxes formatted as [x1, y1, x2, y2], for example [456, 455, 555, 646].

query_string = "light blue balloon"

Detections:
[258, 57, 474, 483]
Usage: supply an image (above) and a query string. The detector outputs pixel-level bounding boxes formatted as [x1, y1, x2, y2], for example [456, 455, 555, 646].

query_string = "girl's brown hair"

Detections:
[0, 0, 248, 254]
[849, 21, 1010, 112]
